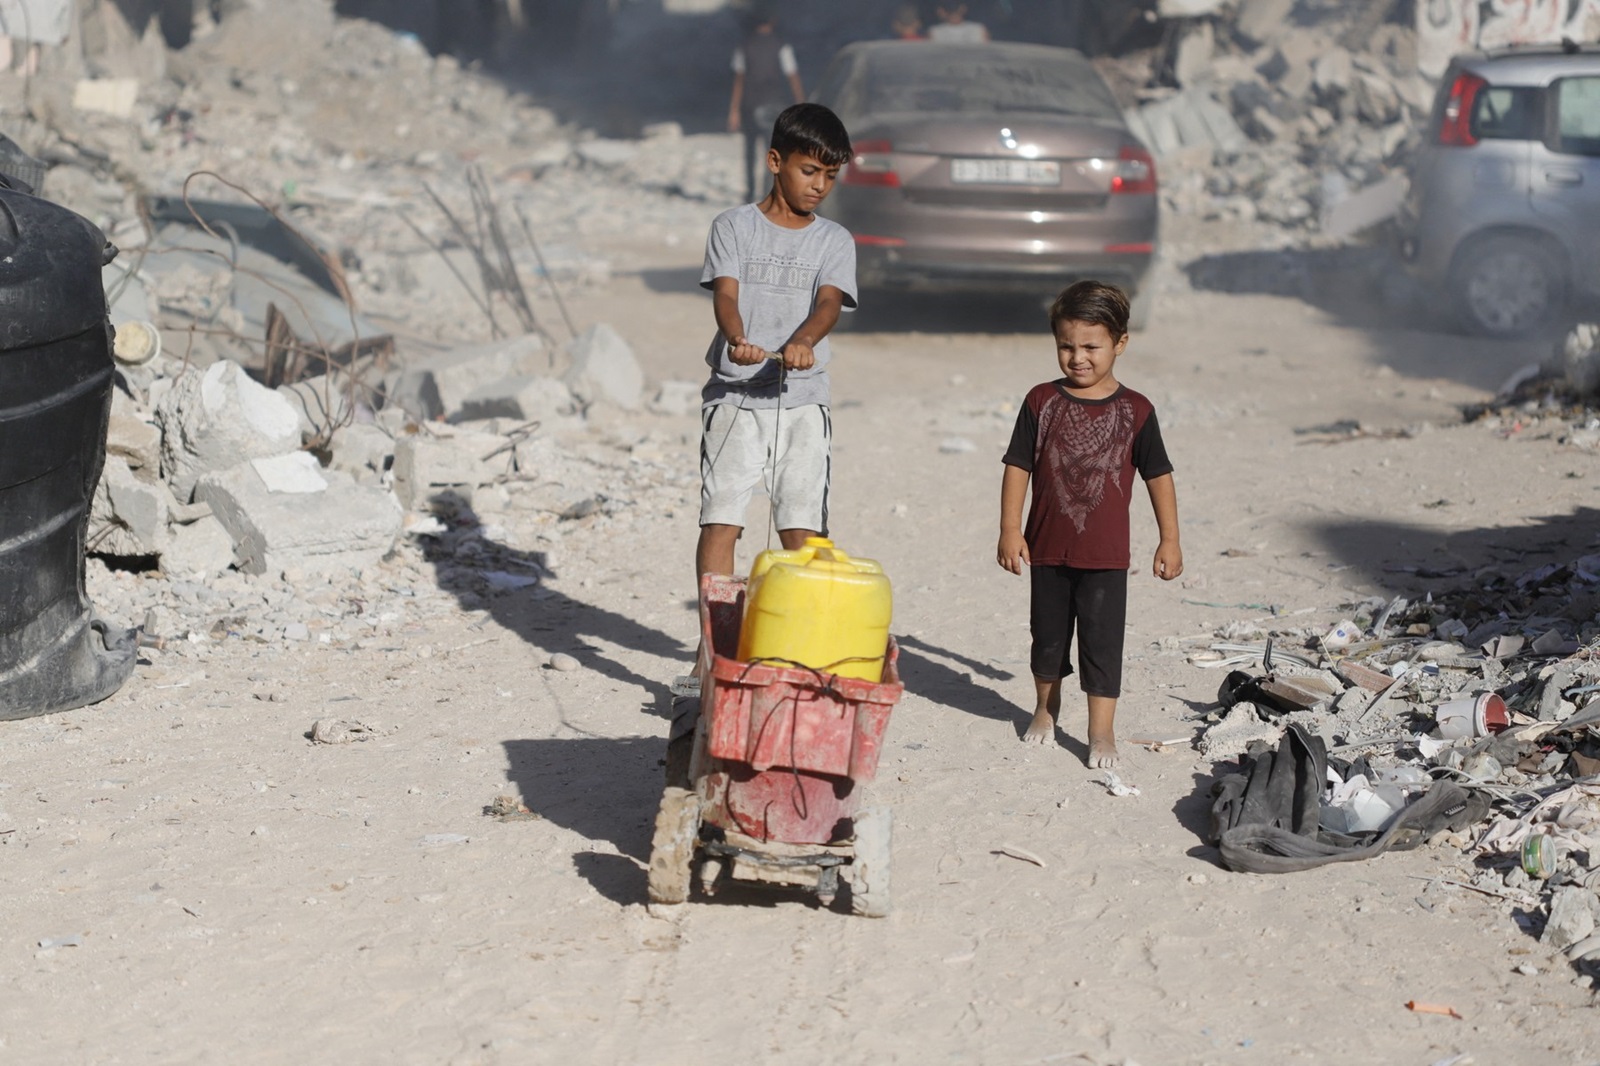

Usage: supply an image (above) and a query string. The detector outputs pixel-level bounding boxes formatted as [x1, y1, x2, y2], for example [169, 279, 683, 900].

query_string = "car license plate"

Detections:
[951, 159, 1061, 186]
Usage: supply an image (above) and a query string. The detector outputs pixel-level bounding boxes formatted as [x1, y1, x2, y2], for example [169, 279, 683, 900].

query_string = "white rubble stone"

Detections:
[563, 323, 644, 411]
[1313, 48, 1355, 101]
[195, 462, 402, 576]
[106, 412, 162, 481]
[1543, 886, 1597, 952]
[328, 423, 396, 480]
[575, 139, 640, 168]
[650, 380, 702, 417]
[161, 515, 235, 579]
[156, 360, 302, 501]
[388, 334, 548, 421]
[1236, 0, 1295, 45]
[250, 452, 329, 494]
[90, 455, 171, 557]
[390, 430, 504, 510]
[1198, 703, 1284, 760]
[455, 374, 577, 423]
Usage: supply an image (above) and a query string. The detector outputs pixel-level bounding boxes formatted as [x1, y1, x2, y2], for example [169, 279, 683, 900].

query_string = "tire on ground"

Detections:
[646, 786, 700, 905]
[848, 806, 893, 918]
[1449, 233, 1566, 338]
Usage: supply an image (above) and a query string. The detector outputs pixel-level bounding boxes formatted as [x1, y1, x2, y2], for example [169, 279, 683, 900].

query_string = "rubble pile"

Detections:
[87, 311, 700, 655]
[0, 0, 736, 675]
[1186, 557, 1600, 986]
[1118, 0, 1429, 235]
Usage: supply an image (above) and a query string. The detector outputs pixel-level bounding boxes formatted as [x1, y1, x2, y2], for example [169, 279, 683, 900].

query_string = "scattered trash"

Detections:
[37, 935, 84, 950]
[309, 718, 383, 744]
[1100, 771, 1141, 798]
[996, 844, 1048, 867]
[418, 833, 470, 847]
[484, 794, 541, 822]
[1405, 1001, 1463, 1020]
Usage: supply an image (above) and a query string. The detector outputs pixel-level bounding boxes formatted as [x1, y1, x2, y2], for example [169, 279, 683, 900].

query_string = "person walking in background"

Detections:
[928, 3, 989, 42]
[890, 4, 925, 40]
[727, 3, 805, 204]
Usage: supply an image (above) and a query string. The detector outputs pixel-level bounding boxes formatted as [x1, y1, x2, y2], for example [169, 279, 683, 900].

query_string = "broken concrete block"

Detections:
[1312, 48, 1354, 101]
[89, 455, 170, 557]
[388, 335, 547, 421]
[390, 430, 503, 510]
[1543, 886, 1597, 952]
[454, 374, 576, 424]
[277, 374, 353, 443]
[1352, 70, 1403, 125]
[250, 451, 328, 494]
[1320, 173, 1407, 240]
[1172, 21, 1215, 89]
[73, 78, 140, 118]
[1199, 702, 1284, 760]
[651, 380, 702, 417]
[328, 423, 395, 481]
[106, 413, 162, 481]
[563, 323, 644, 411]
[156, 360, 303, 501]
[161, 514, 235, 579]
[1235, 0, 1294, 46]
[194, 462, 402, 576]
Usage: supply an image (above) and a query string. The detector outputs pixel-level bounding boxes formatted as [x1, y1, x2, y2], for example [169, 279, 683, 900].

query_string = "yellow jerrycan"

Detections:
[739, 537, 893, 682]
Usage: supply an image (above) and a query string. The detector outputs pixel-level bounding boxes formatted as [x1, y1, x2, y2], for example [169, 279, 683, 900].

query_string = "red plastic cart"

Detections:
[648, 574, 904, 915]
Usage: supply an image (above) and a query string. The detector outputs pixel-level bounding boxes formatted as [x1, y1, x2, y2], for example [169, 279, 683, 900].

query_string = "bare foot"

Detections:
[1087, 736, 1120, 769]
[1085, 694, 1119, 768]
[1021, 707, 1056, 745]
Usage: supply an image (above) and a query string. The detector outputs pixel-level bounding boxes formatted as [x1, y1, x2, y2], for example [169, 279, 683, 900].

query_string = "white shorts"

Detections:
[699, 403, 830, 532]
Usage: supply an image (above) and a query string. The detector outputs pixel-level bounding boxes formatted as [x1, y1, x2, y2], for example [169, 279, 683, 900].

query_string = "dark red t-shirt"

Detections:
[1002, 382, 1173, 569]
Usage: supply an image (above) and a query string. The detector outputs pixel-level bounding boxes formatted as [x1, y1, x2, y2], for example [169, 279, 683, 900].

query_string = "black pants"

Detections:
[1029, 565, 1127, 697]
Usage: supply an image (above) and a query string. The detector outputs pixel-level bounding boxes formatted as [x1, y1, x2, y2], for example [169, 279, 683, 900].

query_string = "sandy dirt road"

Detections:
[2, 212, 1597, 1065]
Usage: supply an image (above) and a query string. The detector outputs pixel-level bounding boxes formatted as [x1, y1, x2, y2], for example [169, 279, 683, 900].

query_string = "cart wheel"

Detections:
[848, 806, 892, 918]
[647, 786, 701, 905]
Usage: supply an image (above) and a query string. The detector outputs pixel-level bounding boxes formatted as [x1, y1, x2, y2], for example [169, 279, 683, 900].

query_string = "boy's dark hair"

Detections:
[1049, 280, 1130, 338]
[769, 103, 853, 168]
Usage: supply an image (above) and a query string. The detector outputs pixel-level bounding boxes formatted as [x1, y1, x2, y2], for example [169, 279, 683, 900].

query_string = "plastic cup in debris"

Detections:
[112, 320, 161, 366]
[1434, 692, 1508, 740]
[1521, 833, 1556, 879]
[1322, 619, 1361, 651]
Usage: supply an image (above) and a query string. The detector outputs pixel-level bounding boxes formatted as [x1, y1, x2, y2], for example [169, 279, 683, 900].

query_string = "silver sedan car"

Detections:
[812, 41, 1159, 327]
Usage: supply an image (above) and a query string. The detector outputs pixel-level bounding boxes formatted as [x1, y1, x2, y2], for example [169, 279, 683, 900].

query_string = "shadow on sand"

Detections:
[420, 493, 688, 712]
[1304, 504, 1600, 591]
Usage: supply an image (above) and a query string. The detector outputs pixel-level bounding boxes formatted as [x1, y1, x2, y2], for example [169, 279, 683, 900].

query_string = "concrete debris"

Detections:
[90, 456, 171, 557]
[388, 335, 549, 422]
[390, 430, 502, 511]
[563, 323, 644, 412]
[1191, 551, 1600, 980]
[456, 374, 577, 424]
[195, 461, 402, 576]
[157, 360, 303, 502]
[161, 515, 236, 580]
[1198, 702, 1283, 760]
[650, 380, 702, 418]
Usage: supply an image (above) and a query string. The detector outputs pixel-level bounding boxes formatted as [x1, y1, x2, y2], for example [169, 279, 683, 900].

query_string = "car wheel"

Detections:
[1450, 235, 1565, 338]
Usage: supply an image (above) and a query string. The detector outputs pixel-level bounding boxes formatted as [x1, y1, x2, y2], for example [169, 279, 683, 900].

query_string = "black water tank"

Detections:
[0, 188, 136, 719]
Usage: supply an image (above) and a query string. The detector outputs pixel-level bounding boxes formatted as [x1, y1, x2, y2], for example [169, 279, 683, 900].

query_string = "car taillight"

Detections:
[1110, 145, 1156, 195]
[844, 139, 900, 187]
[1438, 72, 1486, 146]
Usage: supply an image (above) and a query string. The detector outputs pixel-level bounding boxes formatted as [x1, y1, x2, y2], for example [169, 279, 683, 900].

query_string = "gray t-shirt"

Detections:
[699, 203, 858, 409]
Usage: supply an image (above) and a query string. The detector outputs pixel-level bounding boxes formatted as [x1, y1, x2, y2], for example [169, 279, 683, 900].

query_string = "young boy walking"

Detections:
[697, 103, 857, 583]
[997, 281, 1182, 768]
